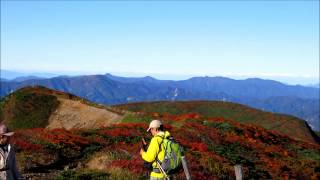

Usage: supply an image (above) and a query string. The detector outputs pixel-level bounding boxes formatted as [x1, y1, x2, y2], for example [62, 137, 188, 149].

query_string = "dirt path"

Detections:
[47, 98, 123, 129]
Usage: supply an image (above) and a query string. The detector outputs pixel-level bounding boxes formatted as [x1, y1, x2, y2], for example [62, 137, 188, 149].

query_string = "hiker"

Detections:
[0, 124, 22, 180]
[140, 120, 172, 180]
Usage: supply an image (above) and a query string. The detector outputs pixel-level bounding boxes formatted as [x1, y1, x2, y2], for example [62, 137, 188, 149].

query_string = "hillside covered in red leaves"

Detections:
[12, 115, 320, 179]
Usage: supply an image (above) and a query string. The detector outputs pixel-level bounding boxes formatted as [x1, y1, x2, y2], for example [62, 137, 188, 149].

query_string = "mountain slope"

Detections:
[1, 74, 318, 130]
[14, 115, 320, 179]
[240, 96, 320, 130]
[0, 86, 124, 130]
[114, 101, 319, 144]
[46, 98, 122, 129]
[0, 87, 318, 179]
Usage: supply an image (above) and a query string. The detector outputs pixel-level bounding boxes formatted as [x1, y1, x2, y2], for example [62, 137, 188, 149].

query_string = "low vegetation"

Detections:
[115, 101, 319, 143]
[12, 116, 320, 179]
[0, 90, 59, 129]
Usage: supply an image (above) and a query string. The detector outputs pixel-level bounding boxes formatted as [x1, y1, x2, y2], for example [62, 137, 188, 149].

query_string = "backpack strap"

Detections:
[154, 134, 168, 165]
[155, 134, 171, 153]
[153, 135, 171, 178]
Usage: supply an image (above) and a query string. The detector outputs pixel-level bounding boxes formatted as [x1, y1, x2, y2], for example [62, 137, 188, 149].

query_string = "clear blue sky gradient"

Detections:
[1, 1, 319, 84]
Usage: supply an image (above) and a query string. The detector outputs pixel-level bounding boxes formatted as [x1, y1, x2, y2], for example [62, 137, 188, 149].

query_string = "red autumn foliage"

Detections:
[12, 138, 43, 151]
[111, 156, 145, 174]
[188, 142, 208, 152]
[37, 129, 90, 149]
[8, 111, 320, 179]
[184, 122, 207, 131]
[99, 128, 133, 137]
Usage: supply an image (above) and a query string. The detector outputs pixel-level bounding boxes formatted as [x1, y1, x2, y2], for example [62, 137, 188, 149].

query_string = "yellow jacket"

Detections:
[142, 131, 170, 178]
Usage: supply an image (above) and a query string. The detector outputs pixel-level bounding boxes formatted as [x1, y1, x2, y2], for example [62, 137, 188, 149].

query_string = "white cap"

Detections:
[147, 120, 163, 132]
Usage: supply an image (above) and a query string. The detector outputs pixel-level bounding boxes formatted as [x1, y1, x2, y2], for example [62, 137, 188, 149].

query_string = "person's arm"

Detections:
[141, 137, 160, 163]
[11, 150, 22, 180]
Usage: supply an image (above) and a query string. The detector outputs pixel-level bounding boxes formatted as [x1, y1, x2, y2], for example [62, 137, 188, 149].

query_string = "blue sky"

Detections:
[1, 1, 319, 84]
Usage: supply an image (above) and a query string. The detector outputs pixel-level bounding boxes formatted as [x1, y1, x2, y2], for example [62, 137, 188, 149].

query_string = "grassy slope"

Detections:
[114, 101, 318, 144]
[0, 86, 125, 130]
[0, 87, 60, 129]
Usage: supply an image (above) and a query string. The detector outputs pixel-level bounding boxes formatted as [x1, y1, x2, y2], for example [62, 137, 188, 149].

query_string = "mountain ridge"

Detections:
[1, 73, 319, 130]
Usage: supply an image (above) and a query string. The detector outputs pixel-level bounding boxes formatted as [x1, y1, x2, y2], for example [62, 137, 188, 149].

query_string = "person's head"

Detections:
[0, 124, 14, 145]
[147, 119, 164, 136]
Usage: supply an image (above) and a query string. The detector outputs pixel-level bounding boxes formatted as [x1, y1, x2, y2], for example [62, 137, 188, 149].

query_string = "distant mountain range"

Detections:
[1, 73, 319, 130]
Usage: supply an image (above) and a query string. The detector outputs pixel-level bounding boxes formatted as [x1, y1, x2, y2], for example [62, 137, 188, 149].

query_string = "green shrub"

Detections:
[204, 121, 243, 135]
[121, 114, 151, 123]
[9, 92, 59, 129]
[83, 144, 103, 159]
[297, 149, 320, 161]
